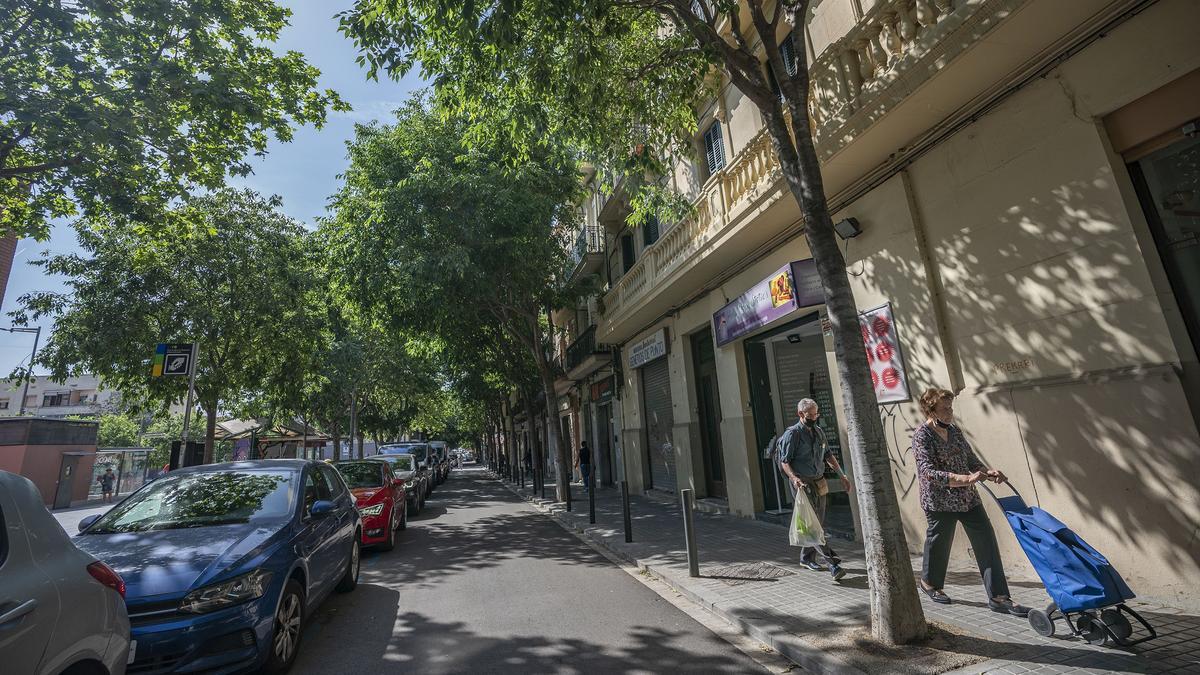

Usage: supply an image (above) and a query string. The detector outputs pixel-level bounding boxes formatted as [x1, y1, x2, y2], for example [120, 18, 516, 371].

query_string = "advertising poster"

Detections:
[859, 303, 911, 404]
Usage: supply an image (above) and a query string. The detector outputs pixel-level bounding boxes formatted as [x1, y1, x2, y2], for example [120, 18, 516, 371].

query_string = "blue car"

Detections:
[75, 460, 361, 674]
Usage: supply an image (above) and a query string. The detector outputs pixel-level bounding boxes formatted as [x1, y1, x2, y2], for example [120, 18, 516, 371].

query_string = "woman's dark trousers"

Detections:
[922, 505, 1010, 598]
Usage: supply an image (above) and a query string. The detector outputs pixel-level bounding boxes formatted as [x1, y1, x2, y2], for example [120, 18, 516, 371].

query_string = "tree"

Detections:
[1, 0, 348, 239]
[323, 97, 582, 501]
[15, 188, 324, 463]
[339, 0, 927, 643]
[96, 413, 141, 448]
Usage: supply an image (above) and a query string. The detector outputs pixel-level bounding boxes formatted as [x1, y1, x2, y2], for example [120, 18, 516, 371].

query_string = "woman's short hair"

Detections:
[919, 388, 955, 417]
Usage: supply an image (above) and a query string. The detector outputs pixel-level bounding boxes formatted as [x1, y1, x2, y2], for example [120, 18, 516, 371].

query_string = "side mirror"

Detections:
[309, 500, 336, 518]
[392, 478, 405, 487]
[78, 514, 101, 532]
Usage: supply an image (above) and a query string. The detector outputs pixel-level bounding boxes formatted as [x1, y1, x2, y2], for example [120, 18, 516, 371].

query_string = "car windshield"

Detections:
[336, 462, 384, 488]
[384, 455, 415, 472]
[85, 469, 296, 533]
[381, 444, 427, 461]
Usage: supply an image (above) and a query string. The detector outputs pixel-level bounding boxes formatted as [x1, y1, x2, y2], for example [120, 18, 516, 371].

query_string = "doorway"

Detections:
[53, 454, 81, 509]
[640, 357, 675, 491]
[692, 328, 726, 498]
[597, 402, 615, 487]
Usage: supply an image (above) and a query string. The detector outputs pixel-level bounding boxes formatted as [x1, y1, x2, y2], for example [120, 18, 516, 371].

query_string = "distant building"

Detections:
[0, 373, 119, 418]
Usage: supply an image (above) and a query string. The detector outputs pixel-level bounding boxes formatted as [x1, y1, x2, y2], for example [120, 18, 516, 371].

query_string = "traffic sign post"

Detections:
[153, 343, 199, 466]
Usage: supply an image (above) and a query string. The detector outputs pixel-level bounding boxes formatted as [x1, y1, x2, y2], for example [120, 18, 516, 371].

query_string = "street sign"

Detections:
[152, 343, 194, 377]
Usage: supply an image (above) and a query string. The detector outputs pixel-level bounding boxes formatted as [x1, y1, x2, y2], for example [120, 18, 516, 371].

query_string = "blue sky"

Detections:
[0, 1, 423, 377]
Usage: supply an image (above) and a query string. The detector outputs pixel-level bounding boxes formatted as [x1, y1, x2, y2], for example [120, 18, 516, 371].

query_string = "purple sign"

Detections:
[712, 260, 824, 347]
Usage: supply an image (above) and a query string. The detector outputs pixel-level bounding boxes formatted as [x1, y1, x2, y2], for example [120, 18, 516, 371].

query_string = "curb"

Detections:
[493, 475, 867, 675]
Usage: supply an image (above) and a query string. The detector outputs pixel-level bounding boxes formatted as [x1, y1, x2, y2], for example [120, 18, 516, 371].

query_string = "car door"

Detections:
[0, 479, 58, 675]
[315, 466, 355, 589]
[381, 464, 401, 520]
[298, 469, 337, 599]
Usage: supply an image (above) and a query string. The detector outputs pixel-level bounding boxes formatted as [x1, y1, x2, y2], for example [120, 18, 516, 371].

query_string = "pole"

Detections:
[681, 488, 699, 578]
[349, 388, 358, 460]
[540, 465, 546, 500]
[621, 480, 632, 542]
[566, 475, 573, 512]
[588, 465, 595, 524]
[17, 326, 40, 416]
[179, 342, 199, 467]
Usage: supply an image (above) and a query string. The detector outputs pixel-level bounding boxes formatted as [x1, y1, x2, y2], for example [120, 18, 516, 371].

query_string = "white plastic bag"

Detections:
[788, 488, 827, 548]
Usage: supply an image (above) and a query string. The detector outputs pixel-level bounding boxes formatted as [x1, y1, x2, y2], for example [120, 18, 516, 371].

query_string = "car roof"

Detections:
[166, 459, 313, 475]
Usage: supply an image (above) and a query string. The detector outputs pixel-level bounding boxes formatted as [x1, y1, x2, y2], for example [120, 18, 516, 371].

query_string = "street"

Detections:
[288, 467, 769, 674]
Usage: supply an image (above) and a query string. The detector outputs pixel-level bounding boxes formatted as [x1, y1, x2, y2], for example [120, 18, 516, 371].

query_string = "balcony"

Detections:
[569, 224, 605, 282]
[564, 325, 611, 381]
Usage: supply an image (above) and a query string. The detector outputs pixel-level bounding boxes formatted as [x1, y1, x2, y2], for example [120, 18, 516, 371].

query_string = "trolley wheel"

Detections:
[1100, 609, 1133, 641]
[1028, 609, 1055, 637]
[1046, 602, 1058, 618]
[1075, 613, 1109, 646]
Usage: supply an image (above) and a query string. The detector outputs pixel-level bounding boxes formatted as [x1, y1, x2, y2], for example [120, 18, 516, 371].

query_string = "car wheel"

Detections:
[377, 513, 396, 552]
[335, 537, 360, 593]
[264, 580, 305, 673]
[398, 503, 408, 531]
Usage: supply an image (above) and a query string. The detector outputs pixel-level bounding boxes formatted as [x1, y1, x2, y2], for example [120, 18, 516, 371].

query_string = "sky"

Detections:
[0, 1, 423, 377]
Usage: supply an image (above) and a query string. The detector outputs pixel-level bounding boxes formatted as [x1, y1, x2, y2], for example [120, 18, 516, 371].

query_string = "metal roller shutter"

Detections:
[641, 358, 676, 492]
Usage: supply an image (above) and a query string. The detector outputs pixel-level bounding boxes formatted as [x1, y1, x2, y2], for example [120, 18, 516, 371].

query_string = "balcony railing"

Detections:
[565, 325, 605, 373]
[570, 225, 604, 269]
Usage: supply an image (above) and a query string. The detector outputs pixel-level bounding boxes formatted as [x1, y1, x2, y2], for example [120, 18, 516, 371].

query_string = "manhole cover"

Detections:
[703, 562, 795, 586]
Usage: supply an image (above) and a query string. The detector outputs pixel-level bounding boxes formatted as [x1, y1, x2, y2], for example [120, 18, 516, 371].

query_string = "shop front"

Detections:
[89, 447, 153, 500]
[630, 327, 675, 492]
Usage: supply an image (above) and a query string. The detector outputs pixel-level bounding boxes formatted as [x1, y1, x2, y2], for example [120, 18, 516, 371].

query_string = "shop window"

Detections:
[1129, 134, 1200, 357]
[703, 121, 726, 176]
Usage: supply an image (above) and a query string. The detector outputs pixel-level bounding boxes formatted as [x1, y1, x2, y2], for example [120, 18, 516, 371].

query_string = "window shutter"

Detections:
[781, 33, 798, 77]
[643, 214, 660, 247]
[704, 121, 726, 174]
[621, 234, 636, 273]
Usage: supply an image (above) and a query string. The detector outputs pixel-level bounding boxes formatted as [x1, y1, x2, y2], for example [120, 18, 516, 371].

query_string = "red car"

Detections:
[333, 460, 407, 551]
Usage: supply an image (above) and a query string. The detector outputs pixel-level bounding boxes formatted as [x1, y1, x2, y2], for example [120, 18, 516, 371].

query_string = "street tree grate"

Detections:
[703, 562, 795, 586]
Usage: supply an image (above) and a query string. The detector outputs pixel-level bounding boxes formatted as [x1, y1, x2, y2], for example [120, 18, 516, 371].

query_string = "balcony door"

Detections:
[691, 328, 726, 499]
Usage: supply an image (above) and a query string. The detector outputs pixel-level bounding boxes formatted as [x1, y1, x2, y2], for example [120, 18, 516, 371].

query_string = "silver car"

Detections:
[0, 471, 130, 675]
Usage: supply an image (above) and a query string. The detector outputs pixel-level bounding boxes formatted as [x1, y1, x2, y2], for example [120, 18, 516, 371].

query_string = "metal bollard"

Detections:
[539, 467, 545, 500]
[588, 468, 596, 524]
[681, 488, 699, 578]
[520, 465, 525, 489]
[621, 480, 632, 543]
[566, 478, 572, 512]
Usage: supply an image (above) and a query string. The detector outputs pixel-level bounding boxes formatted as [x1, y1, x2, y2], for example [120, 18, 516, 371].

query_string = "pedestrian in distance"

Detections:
[576, 441, 592, 491]
[913, 387, 1029, 617]
[98, 468, 116, 503]
[778, 398, 852, 581]
[523, 447, 533, 475]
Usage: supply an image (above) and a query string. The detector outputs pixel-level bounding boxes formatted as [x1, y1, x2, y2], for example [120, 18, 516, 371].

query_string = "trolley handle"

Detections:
[978, 478, 1022, 504]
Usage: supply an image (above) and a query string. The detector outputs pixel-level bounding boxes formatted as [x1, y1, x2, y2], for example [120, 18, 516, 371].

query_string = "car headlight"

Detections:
[358, 503, 385, 517]
[180, 569, 272, 614]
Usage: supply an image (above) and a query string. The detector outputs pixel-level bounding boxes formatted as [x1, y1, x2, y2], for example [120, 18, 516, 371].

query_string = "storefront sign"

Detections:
[859, 303, 911, 404]
[713, 261, 824, 347]
[591, 376, 614, 403]
[629, 328, 668, 368]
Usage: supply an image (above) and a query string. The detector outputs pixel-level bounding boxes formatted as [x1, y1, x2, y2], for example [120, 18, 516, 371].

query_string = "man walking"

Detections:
[576, 440, 592, 491]
[779, 398, 853, 581]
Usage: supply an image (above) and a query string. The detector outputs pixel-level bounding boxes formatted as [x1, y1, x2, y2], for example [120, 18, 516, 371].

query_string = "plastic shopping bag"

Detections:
[788, 488, 826, 548]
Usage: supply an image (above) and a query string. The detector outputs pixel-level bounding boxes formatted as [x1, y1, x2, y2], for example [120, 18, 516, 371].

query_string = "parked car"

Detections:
[0, 471, 130, 675]
[429, 441, 450, 482]
[369, 454, 428, 516]
[332, 460, 406, 551]
[75, 460, 361, 675]
[379, 443, 438, 490]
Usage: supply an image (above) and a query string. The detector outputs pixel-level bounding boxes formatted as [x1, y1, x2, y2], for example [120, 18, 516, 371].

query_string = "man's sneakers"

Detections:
[800, 559, 823, 572]
[829, 564, 846, 582]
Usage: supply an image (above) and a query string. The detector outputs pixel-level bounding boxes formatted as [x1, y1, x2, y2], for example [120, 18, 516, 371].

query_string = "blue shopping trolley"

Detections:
[982, 482, 1157, 647]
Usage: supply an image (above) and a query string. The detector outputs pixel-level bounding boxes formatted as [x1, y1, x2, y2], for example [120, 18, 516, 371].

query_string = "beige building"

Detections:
[0, 373, 117, 418]
[549, 0, 1200, 610]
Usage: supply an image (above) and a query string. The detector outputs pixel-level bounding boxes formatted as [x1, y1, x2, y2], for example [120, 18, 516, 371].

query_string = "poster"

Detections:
[858, 303, 911, 404]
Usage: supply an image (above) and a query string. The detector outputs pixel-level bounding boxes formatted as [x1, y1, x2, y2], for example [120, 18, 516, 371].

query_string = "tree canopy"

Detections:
[1, 0, 347, 239]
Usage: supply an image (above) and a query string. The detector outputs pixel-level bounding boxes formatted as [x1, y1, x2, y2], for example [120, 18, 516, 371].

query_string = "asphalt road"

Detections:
[290, 466, 768, 674]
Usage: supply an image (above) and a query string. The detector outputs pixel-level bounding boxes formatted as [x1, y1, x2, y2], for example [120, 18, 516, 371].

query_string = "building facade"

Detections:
[0, 373, 118, 418]
[553, 0, 1200, 610]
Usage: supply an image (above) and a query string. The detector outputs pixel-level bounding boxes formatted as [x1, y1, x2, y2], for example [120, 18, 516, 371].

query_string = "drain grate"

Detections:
[703, 562, 795, 586]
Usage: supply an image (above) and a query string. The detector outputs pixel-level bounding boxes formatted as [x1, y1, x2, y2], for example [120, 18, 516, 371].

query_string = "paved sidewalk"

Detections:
[497, 474, 1200, 675]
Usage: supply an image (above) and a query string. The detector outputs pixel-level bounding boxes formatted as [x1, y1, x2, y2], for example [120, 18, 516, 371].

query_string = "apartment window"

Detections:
[42, 392, 69, 408]
[642, 214, 660, 247]
[769, 33, 800, 101]
[621, 234, 636, 273]
[703, 121, 726, 175]
[0, 400, 8, 410]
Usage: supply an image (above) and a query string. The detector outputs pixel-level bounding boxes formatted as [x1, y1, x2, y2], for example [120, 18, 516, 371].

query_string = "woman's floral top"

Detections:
[912, 422, 986, 512]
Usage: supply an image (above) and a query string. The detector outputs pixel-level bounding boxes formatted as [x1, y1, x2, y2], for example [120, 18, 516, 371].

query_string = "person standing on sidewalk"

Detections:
[778, 398, 852, 581]
[912, 387, 1029, 617]
[98, 468, 116, 503]
[576, 440, 592, 491]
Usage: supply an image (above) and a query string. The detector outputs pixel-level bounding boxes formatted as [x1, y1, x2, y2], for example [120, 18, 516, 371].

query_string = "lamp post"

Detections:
[1, 326, 42, 416]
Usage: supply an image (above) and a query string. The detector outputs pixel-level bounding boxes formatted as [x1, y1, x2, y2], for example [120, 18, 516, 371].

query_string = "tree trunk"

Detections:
[522, 389, 544, 492]
[357, 431, 365, 459]
[203, 403, 218, 465]
[754, 51, 927, 642]
[528, 314, 568, 501]
[331, 421, 342, 462]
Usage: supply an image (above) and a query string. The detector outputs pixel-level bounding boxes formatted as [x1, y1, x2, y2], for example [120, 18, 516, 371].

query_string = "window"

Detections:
[642, 214, 661, 247]
[621, 234, 636, 273]
[703, 121, 726, 175]
[41, 392, 69, 408]
[769, 33, 800, 101]
[303, 472, 320, 515]
[0, 400, 8, 410]
[319, 465, 347, 499]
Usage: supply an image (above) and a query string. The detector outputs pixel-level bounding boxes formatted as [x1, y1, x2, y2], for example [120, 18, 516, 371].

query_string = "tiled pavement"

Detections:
[496, 474, 1200, 675]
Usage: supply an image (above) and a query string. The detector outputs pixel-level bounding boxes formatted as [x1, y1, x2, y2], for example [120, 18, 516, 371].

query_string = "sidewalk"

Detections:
[497, 474, 1200, 675]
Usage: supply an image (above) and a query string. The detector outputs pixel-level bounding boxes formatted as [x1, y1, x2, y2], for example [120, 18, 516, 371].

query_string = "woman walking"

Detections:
[913, 387, 1029, 617]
